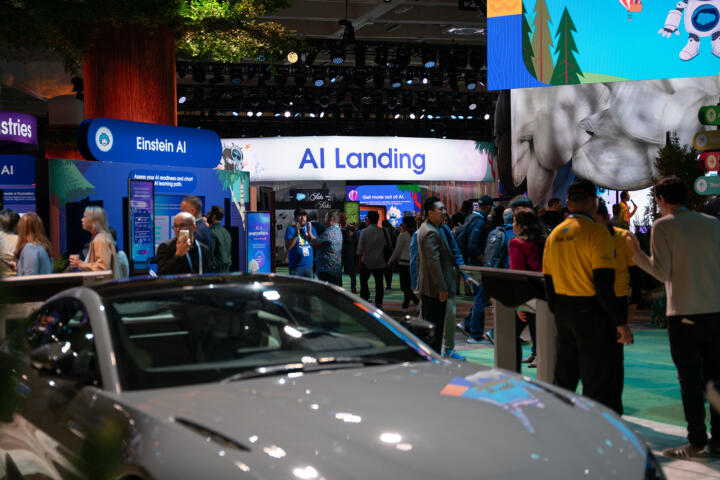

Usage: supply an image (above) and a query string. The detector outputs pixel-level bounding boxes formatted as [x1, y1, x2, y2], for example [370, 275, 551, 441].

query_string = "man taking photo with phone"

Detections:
[285, 207, 317, 278]
[156, 211, 213, 275]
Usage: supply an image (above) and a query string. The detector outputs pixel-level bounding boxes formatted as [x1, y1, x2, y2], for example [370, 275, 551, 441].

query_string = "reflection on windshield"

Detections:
[106, 282, 426, 390]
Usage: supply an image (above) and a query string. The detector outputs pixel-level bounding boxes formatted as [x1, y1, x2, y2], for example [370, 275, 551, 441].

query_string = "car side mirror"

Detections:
[399, 315, 436, 345]
[29, 342, 97, 384]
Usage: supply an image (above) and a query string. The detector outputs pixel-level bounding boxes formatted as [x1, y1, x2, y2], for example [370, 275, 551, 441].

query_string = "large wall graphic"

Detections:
[507, 75, 720, 203]
[489, 0, 720, 90]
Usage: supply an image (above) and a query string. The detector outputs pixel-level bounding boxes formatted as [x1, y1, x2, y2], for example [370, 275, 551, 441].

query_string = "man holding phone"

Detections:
[284, 207, 317, 278]
[156, 212, 213, 275]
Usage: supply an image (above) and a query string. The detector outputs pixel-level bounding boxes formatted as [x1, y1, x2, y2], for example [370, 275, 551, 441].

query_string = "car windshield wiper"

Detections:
[220, 356, 394, 383]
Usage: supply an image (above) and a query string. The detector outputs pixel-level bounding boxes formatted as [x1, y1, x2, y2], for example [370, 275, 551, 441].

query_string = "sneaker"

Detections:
[456, 322, 470, 337]
[442, 349, 466, 360]
[521, 354, 536, 364]
[661, 443, 706, 459]
[484, 329, 495, 345]
[680, 37, 700, 61]
[467, 337, 492, 345]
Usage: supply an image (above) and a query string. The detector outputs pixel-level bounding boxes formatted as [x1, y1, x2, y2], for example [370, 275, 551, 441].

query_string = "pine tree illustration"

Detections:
[550, 7, 583, 85]
[531, 0, 554, 84]
[522, 2, 536, 78]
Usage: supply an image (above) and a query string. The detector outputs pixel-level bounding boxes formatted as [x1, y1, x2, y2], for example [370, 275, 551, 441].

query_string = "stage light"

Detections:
[320, 111, 325, 118]
[469, 101, 477, 111]
[422, 48, 436, 68]
[409, 113, 416, 119]
[394, 113, 401, 119]
[287, 51, 299, 63]
[247, 111, 254, 117]
[331, 43, 345, 64]
[178, 95, 186, 104]
[390, 72, 402, 89]
[313, 73, 325, 87]
[192, 65, 206, 83]
[354, 43, 366, 68]
[232, 111, 239, 116]
[284, 110, 291, 118]
[465, 72, 477, 90]
[484, 113, 491, 120]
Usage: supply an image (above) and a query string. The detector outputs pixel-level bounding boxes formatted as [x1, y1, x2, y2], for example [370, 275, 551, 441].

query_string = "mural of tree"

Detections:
[216, 170, 249, 223]
[550, 7, 582, 85]
[522, 2, 536, 78]
[531, 0, 554, 84]
[49, 160, 96, 204]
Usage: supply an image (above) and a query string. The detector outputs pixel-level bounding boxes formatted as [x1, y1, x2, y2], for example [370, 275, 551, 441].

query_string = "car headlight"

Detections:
[644, 449, 665, 480]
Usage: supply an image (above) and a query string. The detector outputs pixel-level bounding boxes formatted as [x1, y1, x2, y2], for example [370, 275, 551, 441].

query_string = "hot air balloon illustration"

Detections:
[619, 0, 642, 20]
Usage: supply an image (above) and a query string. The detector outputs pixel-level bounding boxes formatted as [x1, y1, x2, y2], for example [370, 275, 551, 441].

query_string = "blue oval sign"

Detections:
[79, 118, 221, 169]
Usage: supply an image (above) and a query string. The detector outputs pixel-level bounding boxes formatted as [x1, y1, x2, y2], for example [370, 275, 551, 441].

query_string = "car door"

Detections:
[11, 297, 103, 478]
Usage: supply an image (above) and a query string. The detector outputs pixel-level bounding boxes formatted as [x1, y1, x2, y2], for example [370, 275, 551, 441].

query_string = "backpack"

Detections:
[454, 214, 481, 262]
[483, 226, 510, 268]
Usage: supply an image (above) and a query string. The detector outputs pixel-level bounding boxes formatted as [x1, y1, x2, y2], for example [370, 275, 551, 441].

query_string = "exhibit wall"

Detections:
[509, 75, 720, 203]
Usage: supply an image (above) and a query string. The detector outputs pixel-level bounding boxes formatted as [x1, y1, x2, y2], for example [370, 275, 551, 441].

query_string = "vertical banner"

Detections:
[128, 179, 155, 267]
[246, 212, 272, 274]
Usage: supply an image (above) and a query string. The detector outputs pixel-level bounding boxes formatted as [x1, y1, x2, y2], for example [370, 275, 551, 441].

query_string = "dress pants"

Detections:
[667, 312, 720, 447]
[360, 265, 385, 307]
[553, 296, 617, 410]
[422, 295, 447, 353]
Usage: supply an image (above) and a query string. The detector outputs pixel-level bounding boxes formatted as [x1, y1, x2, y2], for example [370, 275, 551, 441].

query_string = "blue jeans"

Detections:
[463, 283, 489, 339]
[290, 267, 314, 278]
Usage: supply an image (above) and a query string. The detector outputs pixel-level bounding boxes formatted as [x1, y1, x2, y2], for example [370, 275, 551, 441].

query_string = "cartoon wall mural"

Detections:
[495, 75, 720, 204]
[488, 0, 720, 90]
[659, 1, 720, 60]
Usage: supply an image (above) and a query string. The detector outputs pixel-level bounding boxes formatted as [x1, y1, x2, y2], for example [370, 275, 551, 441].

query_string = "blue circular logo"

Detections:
[692, 5, 720, 33]
[95, 126, 114, 152]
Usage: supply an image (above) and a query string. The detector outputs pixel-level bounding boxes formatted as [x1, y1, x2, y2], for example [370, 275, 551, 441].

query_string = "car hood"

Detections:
[115, 361, 647, 479]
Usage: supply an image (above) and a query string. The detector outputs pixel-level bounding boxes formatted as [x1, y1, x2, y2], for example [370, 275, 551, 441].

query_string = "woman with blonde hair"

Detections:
[69, 206, 116, 272]
[15, 213, 53, 276]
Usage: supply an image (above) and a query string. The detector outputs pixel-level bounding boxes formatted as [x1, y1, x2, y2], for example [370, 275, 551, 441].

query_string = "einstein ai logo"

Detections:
[95, 126, 114, 152]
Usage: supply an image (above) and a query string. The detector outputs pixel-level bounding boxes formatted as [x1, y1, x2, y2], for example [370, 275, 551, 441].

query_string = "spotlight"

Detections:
[469, 101, 477, 111]
[232, 111, 239, 116]
[247, 111, 254, 117]
[390, 72, 402, 89]
[320, 111, 325, 118]
[256, 111, 262, 117]
[422, 48, 436, 68]
[465, 72, 477, 90]
[354, 43, 366, 68]
[484, 113, 491, 120]
[284, 110, 292, 118]
[177, 62, 187, 79]
[373, 70, 385, 89]
[405, 70, 414, 85]
[331, 43, 345, 64]
[192, 65, 206, 83]
[178, 96, 186, 104]
[287, 51, 299, 63]
[313, 73, 325, 87]
[394, 113, 401, 119]
[409, 113, 416, 119]
[374, 46, 388, 67]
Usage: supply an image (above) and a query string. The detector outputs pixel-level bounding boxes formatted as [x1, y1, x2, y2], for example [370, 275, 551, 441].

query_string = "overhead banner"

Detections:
[0, 111, 37, 147]
[78, 118, 221, 168]
[0, 154, 36, 213]
[488, 0, 720, 90]
[221, 136, 494, 182]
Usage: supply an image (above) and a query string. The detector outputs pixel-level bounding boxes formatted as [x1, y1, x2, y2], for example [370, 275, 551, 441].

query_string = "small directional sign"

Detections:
[692, 130, 720, 151]
[699, 151, 720, 171]
[699, 106, 720, 126]
[694, 175, 720, 195]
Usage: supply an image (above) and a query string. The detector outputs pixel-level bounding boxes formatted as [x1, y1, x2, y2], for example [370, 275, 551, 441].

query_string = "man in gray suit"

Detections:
[417, 196, 456, 353]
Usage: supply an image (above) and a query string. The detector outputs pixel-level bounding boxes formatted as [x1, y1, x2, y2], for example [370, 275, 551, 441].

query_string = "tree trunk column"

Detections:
[83, 24, 177, 126]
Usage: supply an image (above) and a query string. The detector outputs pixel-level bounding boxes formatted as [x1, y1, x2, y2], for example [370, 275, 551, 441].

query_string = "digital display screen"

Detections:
[128, 180, 154, 265]
[247, 211, 272, 274]
[488, 0, 720, 90]
[345, 185, 421, 227]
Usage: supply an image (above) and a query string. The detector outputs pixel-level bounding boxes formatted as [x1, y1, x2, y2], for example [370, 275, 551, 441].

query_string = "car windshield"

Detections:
[105, 280, 433, 390]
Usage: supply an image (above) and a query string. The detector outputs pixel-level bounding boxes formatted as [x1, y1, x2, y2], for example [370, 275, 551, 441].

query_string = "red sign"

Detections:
[699, 152, 720, 172]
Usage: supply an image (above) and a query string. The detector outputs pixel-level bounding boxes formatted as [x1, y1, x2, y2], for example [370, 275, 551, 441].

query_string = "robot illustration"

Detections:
[659, 0, 720, 60]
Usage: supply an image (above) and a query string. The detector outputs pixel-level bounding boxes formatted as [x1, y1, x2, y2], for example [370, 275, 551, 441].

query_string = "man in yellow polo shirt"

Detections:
[543, 179, 622, 410]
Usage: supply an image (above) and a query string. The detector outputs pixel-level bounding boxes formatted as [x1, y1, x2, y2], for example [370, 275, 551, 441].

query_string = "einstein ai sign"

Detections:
[220, 136, 494, 182]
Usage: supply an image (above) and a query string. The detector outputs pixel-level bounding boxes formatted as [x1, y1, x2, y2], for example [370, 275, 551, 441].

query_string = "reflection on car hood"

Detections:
[116, 362, 647, 479]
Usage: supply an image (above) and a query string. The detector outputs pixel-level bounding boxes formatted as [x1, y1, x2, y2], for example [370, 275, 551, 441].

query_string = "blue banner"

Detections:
[130, 169, 198, 193]
[0, 155, 36, 213]
[129, 180, 154, 266]
[79, 118, 221, 168]
[247, 212, 272, 274]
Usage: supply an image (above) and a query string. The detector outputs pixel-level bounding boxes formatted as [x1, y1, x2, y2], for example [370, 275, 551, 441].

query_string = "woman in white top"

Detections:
[387, 216, 419, 310]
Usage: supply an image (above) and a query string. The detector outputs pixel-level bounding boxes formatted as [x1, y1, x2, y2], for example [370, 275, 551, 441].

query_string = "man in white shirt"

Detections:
[628, 176, 720, 459]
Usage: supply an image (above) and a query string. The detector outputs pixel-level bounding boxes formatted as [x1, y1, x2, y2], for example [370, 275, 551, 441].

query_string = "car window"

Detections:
[106, 282, 430, 390]
[26, 298, 100, 386]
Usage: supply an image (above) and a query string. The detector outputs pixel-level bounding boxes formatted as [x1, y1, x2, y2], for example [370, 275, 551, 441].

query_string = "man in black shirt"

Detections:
[157, 212, 213, 275]
[540, 197, 565, 231]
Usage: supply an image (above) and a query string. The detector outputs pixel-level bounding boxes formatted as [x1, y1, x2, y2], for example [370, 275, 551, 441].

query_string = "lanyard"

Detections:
[185, 240, 203, 274]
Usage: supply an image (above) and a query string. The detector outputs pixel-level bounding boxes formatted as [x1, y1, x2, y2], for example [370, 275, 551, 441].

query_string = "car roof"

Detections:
[89, 273, 317, 299]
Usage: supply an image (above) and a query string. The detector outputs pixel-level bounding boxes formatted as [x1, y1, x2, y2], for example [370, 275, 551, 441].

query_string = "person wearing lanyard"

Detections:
[542, 179, 623, 411]
[157, 212, 213, 275]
